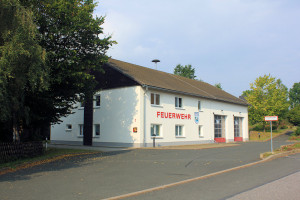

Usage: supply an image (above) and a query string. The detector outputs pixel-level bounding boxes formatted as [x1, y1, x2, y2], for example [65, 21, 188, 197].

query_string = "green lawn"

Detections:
[249, 128, 293, 141]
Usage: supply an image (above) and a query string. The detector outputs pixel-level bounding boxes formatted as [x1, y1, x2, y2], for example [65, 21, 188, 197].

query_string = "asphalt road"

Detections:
[125, 153, 300, 200]
[0, 134, 297, 200]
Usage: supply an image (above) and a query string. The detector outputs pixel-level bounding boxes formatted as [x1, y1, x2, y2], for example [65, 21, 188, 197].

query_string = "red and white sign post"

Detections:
[264, 116, 278, 152]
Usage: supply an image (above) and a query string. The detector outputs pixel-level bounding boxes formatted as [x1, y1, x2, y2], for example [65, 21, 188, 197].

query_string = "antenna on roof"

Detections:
[152, 59, 160, 70]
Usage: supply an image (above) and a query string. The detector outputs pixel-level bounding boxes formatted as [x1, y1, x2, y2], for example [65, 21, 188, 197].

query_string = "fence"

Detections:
[0, 141, 44, 164]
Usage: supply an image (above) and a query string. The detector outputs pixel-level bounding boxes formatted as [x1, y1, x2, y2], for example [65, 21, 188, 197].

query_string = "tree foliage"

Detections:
[289, 82, 300, 108]
[214, 83, 222, 90]
[174, 64, 196, 79]
[287, 105, 300, 126]
[243, 74, 289, 125]
[0, 0, 115, 141]
[0, 0, 48, 141]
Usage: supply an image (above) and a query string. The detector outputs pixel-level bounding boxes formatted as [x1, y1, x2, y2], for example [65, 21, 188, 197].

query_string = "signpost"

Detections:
[264, 116, 278, 153]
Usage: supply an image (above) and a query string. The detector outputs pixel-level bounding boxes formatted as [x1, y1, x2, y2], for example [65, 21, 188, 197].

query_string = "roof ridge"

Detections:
[169, 74, 217, 99]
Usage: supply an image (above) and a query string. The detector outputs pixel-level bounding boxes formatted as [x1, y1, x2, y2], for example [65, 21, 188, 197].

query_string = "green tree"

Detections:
[174, 64, 196, 79]
[243, 74, 289, 128]
[0, 0, 115, 142]
[0, 0, 48, 141]
[23, 0, 115, 144]
[287, 105, 300, 126]
[289, 82, 300, 108]
[214, 83, 222, 90]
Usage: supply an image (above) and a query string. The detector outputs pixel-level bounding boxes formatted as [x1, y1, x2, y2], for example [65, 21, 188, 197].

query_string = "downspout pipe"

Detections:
[143, 85, 148, 147]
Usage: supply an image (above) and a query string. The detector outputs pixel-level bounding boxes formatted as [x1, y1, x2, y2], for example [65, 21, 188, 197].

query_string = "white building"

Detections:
[51, 59, 249, 147]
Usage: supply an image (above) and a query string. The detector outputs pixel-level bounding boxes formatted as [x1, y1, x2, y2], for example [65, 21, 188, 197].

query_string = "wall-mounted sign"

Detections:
[264, 116, 278, 121]
[194, 112, 199, 124]
[157, 111, 191, 120]
[133, 127, 137, 133]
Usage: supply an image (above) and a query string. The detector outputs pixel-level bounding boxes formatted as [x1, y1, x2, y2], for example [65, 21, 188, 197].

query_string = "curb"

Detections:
[105, 151, 300, 200]
[260, 149, 300, 160]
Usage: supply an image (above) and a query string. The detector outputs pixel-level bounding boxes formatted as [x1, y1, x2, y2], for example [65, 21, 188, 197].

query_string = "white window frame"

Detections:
[175, 125, 184, 137]
[198, 125, 204, 137]
[94, 124, 100, 137]
[151, 93, 160, 106]
[66, 124, 72, 131]
[151, 124, 162, 138]
[234, 117, 243, 137]
[78, 124, 84, 136]
[214, 115, 226, 138]
[198, 100, 202, 112]
[175, 97, 183, 109]
[94, 94, 101, 108]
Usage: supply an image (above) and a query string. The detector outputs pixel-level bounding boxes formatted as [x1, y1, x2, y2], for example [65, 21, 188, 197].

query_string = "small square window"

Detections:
[95, 95, 101, 107]
[175, 125, 184, 137]
[199, 125, 203, 137]
[94, 124, 100, 136]
[66, 124, 72, 131]
[151, 93, 160, 105]
[198, 101, 202, 111]
[175, 97, 183, 108]
[79, 124, 83, 136]
[151, 124, 161, 137]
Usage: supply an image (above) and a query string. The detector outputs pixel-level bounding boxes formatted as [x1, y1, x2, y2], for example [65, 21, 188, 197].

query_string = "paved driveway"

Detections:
[0, 134, 293, 200]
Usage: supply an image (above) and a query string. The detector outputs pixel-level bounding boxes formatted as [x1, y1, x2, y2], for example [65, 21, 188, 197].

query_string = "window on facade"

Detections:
[175, 97, 183, 108]
[175, 125, 184, 137]
[214, 115, 225, 138]
[198, 101, 202, 111]
[80, 101, 85, 108]
[234, 117, 243, 137]
[151, 124, 161, 137]
[199, 125, 203, 137]
[95, 95, 101, 107]
[79, 124, 83, 136]
[151, 93, 160, 105]
[66, 124, 72, 131]
[94, 124, 100, 136]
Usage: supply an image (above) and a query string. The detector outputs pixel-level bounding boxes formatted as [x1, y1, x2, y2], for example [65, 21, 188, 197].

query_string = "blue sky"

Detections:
[95, 0, 300, 97]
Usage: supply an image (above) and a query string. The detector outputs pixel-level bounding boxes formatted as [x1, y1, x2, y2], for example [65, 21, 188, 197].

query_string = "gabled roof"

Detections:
[106, 58, 248, 106]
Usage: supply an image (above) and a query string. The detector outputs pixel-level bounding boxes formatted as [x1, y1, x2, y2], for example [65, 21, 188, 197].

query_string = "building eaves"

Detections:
[107, 58, 249, 107]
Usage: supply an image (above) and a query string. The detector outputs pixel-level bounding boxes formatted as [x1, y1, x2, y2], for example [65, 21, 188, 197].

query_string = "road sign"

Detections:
[264, 116, 278, 121]
[264, 116, 278, 153]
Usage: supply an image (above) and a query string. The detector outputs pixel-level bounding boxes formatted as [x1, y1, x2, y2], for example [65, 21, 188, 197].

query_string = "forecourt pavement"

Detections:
[0, 134, 294, 200]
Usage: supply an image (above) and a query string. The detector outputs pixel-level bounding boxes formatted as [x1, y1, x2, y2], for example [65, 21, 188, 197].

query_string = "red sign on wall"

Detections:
[157, 111, 191, 120]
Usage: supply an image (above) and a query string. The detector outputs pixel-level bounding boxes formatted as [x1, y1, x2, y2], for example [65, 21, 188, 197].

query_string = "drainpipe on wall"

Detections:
[143, 85, 148, 147]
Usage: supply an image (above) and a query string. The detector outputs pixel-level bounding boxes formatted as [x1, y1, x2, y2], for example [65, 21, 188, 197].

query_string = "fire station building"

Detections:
[51, 59, 249, 147]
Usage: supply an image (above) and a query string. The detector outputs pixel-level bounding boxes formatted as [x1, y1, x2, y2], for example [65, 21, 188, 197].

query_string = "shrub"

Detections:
[295, 127, 300, 136]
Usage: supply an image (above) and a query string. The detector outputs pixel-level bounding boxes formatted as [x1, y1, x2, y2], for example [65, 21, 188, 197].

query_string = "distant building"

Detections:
[51, 59, 249, 147]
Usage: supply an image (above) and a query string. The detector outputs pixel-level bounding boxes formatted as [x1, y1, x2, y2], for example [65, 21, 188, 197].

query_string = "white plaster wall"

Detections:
[51, 86, 143, 145]
[144, 89, 248, 145]
[51, 86, 248, 146]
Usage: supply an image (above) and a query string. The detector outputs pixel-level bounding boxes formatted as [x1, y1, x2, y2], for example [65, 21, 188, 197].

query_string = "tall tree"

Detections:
[287, 105, 300, 126]
[0, 0, 115, 142]
[289, 82, 300, 108]
[243, 74, 289, 127]
[174, 64, 196, 79]
[23, 0, 115, 144]
[0, 0, 48, 141]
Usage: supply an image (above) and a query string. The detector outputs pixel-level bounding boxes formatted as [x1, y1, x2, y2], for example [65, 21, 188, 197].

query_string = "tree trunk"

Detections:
[83, 92, 93, 146]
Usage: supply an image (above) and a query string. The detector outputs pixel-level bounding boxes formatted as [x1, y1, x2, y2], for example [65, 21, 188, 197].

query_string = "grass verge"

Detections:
[249, 128, 293, 141]
[0, 148, 99, 174]
[260, 142, 300, 159]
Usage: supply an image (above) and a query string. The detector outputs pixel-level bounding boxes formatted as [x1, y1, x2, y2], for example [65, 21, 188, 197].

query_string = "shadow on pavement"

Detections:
[0, 150, 131, 182]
